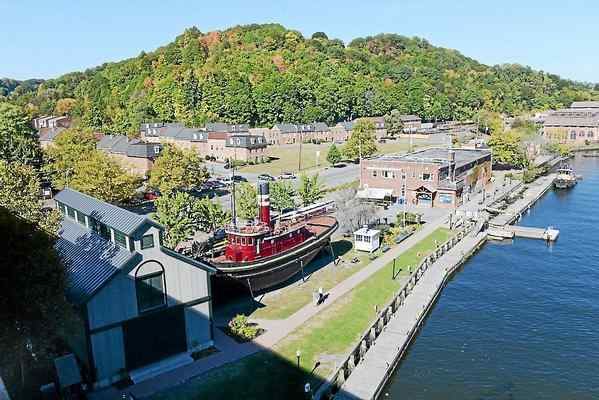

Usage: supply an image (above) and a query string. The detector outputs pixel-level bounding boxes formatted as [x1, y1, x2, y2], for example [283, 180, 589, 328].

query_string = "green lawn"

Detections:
[239, 140, 425, 175]
[152, 228, 452, 400]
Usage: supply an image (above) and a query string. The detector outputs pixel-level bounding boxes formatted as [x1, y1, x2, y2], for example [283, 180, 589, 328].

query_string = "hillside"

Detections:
[5, 24, 598, 135]
[0, 78, 44, 98]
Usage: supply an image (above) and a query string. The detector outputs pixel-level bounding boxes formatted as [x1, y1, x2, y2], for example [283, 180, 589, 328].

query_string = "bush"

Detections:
[228, 314, 259, 341]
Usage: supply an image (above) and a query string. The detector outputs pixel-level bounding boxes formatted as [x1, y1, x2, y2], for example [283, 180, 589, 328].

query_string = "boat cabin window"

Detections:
[241, 237, 246, 246]
[248, 237, 253, 246]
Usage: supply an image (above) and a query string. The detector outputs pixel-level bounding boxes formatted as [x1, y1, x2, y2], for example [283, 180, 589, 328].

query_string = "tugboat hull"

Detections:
[210, 217, 338, 292]
[554, 179, 576, 189]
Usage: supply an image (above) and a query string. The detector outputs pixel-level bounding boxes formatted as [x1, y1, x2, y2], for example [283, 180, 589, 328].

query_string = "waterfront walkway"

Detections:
[90, 179, 518, 400]
[336, 231, 487, 400]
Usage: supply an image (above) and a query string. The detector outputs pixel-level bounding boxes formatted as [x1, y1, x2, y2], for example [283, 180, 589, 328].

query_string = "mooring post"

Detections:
[300, 260, 305, 282]
[247, 278, 255, 301]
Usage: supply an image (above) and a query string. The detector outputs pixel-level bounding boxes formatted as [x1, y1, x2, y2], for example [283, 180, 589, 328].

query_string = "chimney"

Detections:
[258, 181, 271, 225]
[448, 150, 456, 182]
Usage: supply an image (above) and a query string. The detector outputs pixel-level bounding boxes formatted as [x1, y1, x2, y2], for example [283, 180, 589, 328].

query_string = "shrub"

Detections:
[228, 314, 259, 341]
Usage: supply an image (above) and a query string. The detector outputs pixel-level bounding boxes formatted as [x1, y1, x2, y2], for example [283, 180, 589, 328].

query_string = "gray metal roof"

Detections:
[56, 218, 140, 304]
[544, 109, 599, 127]
[571, 101, 599, 109]
[313, 122, 330, 132]
[54, 188, 154, 235]
[226, 134, 267, 148]
[400, 114, 421, 122]
[98, 135, 162, 158]
[273, 123, 298, 133]
[205, 122, 249, 133]
[375, 148, 491, 168]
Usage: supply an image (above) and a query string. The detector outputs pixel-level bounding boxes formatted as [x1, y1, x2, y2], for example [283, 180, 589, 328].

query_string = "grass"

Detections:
[250, 239, 382, 320]
[152, 228, 452, 400]
[238, 140, 426, 175]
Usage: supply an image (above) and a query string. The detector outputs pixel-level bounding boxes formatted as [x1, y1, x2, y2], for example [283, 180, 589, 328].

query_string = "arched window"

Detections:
[570, 131, 577, 140]
[135, 261, 167, 313]
[588, 131, 594, 138]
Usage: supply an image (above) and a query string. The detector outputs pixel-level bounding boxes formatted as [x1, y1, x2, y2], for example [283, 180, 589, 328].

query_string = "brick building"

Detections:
[360, 148, 492, 209]
[33, 115, 73, 148]
[139, 122, 267, 163]
[543, 103, 599, 144]
[268, 123, 331, 145]
[97, 136, 162, 177]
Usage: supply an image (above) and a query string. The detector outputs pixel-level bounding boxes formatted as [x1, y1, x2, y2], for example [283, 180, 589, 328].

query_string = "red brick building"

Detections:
[360, 148, 492, 208]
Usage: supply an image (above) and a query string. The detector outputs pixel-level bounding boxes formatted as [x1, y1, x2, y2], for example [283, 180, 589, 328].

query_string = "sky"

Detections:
[1, 0, 598, 83]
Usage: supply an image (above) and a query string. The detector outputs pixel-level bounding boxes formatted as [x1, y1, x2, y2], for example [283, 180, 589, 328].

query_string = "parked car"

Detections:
[257, 174, 276, 181]
[213, 228, 226, 241]
[232, 175, 247, 183]
[278, 171, 296, 180]
[144, 190, 160, 201]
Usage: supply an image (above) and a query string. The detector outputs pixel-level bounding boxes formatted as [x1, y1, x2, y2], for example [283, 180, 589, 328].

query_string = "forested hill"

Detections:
[0, 78, 44, 98]
[5, 24, 598, 135]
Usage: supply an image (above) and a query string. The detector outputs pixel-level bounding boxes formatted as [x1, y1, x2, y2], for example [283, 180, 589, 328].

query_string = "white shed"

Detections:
[353, 227, 381, 252]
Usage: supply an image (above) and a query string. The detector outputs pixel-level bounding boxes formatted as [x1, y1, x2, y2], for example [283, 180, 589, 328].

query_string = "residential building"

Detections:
[400, 114, 422, 133]
[33, 115, 71, 130]
[360, 148, 492, 209]
[54, 188, 215, 388]
[33, 115, 73, 148]
[543, 106, 599, 144]
[97, 135, 162, 177]
[330, 121, 353, 142]
[139, 122, 267, 162]
[268, 123, 331, 145]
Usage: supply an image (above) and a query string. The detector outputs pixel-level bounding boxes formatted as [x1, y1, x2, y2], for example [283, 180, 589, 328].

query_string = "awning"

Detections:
[357, 188, 394, 200]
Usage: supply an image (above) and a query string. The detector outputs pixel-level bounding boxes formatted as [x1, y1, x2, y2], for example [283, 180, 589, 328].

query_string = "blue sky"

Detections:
[1, 0, 597, 83]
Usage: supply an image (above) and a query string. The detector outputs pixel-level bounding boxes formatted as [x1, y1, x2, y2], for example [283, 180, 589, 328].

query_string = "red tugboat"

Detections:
[207, 181, 338, 292]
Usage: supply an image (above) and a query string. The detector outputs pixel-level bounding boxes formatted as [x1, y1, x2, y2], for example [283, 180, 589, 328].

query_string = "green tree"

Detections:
[44, 128, 98, 189]
[155, 191, 198, 248]
[270, 180, 296, 213]
[343, 118, 378, 159]
[149, 144, 208, 194]
[298, 173, 326, 206]
[54, 98, 77, 116]
[0, 103, 41, 165]
[0, 207, 69, 398]
[487, 131, 528, 168]
[195, 197, 231, 232]
[0, 161, 60, 232]
[69, 151, 139, 204]
[477, 110, 503, 135]
[384, 109, 404, 136]
[235, 182, 258, 221]
[326, 143, 342, 166]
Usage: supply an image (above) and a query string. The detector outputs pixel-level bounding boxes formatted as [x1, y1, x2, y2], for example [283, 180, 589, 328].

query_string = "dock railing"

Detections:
[316, 222, 479, 399]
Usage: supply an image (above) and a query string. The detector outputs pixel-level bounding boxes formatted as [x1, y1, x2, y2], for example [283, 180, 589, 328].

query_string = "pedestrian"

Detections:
[318, 287, 324, 305]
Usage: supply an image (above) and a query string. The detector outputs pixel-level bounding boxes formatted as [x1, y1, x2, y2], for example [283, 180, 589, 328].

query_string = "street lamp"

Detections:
[296, 350, 301, 368]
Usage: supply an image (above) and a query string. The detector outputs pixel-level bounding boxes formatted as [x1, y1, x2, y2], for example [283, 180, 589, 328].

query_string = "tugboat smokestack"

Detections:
[258, 181, 271, 225]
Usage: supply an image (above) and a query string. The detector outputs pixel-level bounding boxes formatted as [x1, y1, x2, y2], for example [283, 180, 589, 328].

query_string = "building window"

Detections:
[372, 170, 378, 177]
[422, 173, 433, 181]
[570, 131, 576, 140]
[141, 234, 155, 249]
[67, 206, 76, 219]
[114, 230, 127, 248]
[136, 272, 166, 312]
[588, 131, 594, 138]
[57, 202, 66, 215]
[76, 211, 86, 226]
[153, 146, 161, 154]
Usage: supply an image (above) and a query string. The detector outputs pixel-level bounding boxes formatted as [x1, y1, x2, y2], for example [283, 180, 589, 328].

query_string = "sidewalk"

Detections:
[90, 179, 517, 399]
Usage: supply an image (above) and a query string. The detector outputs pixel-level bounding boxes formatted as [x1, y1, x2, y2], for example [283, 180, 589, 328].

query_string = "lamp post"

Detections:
[296, 350, 301, 369]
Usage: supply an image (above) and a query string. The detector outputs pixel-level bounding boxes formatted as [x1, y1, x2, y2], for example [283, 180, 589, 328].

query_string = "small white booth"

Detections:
[353, 227, 381, 252]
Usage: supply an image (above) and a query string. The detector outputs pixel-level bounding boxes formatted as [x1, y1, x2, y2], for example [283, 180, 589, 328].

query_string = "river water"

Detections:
[383, 157, 599, 400]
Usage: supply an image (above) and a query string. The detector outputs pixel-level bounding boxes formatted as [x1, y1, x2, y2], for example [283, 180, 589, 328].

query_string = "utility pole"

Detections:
[298, 130, 303, 172]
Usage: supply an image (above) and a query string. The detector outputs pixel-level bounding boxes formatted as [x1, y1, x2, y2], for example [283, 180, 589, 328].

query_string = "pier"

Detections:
[328, 173, 560, 400]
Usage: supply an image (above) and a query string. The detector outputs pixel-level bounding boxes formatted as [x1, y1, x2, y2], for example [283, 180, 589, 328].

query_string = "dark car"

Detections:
[144, 190, 160, 201]
[232, 175, 247, 183]
[257, 174, 276, 181]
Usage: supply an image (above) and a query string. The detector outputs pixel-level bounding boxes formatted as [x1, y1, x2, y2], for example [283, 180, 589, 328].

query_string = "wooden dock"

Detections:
[504, 225, 559, 241]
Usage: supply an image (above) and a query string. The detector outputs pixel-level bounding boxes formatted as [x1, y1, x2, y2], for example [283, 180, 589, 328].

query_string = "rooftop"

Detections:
[544, 108, 599, 127]
[54, 188, 157, 236]
[571, 101, 599, 109]
[372, 147, 491, 168]
[56, 218, 141, 304]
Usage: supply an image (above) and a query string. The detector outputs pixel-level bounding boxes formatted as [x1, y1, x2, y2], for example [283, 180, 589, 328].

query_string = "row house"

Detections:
[268, 123, 332, 145]
[140, 122, 267, 163]
[97, 135, 162, 178]
[54, 188, 214, 388]
[360, 148, 492, 209]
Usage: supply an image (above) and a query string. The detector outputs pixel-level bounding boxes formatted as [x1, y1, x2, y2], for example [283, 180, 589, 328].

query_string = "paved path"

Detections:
[336, 231, 487, 400]
[90, 180, 517, 400]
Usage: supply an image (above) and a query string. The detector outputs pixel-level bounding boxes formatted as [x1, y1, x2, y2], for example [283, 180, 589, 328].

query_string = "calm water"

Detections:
[384, 157, 599, 400]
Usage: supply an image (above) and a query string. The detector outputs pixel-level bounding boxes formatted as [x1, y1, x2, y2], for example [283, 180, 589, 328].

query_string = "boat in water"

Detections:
[205, 181, 338, 292]
[554, 165, 578, 189]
